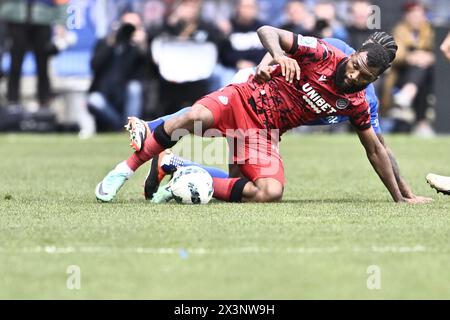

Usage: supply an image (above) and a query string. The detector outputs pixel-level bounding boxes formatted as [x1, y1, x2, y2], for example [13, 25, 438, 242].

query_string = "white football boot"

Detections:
[95, 161, 134, 202]
[426, 173, 450, 195]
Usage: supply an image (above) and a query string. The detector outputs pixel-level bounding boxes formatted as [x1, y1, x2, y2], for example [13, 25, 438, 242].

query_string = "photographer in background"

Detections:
[88, 12, 149, 132]
[0, 0, 69, 110]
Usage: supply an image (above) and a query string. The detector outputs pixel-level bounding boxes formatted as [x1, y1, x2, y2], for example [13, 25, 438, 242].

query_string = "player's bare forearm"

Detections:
[368, 147, 404, 202]
[257, 26, 290, 58]
[377, 134, 414, 198]
[358, 128, 404, 202]
[386, 147, 415, 197]
[257, 26, 300, 83]
[259, 52, 275, 67]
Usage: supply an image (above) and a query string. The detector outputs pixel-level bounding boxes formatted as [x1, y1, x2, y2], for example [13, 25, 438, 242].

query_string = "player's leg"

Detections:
[426, 173, 450, 195]
[144, 136, 246, 199]
[149, 134, 285, 203]
[211, 176, 284, 203]
[206, 140, 285, 203]
[147, 107, 192, 133]
[243, 178, 284, 202]
[145, 67, 257, 133]
[144, 149, 229, 200]
[95, 104, 214, 202]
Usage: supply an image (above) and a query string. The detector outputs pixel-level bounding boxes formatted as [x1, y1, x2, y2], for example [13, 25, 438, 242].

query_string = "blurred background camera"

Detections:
[115, 23, 137, 44]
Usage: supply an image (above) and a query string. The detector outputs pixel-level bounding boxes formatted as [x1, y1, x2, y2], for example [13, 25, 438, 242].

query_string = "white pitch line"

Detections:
[0, 245, 430, 255]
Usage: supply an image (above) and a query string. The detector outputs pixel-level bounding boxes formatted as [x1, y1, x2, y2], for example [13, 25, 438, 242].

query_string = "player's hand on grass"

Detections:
[403, 196, 433, 204]
[273, 53, 301, 83]
[410, 195, 433, 203]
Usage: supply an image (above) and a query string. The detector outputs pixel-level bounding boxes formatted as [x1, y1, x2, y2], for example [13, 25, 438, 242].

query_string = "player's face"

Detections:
[335, 51, 379, 94]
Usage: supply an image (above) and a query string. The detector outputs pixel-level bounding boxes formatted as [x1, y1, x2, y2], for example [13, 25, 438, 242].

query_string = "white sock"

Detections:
[115, 161, 134, 179]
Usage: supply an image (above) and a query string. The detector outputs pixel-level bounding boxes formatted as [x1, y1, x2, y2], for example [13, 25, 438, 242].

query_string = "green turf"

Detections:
[0, 133, 449, 299]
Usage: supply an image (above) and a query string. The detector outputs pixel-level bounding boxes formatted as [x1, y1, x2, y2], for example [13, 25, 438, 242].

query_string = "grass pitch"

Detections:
[0, 133, 449, 299]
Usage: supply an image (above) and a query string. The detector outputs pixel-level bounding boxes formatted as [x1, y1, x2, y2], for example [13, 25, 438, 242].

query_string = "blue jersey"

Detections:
[305, 38, 381, 134]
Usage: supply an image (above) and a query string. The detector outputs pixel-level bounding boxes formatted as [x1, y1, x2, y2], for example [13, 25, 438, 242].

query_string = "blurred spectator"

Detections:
[210, 0, 266, 90]
[258, 0, 287, 27]
[280, 0, 315, 35]
[139, 0, 167, 30]
[0, 21, 6, 88]
[441, 31, 450, 61]
[88, 12, 149, 132]
[347, 0, 374, 49]
[220, 0, 266, 71]
[202, 0, 233, 27]
[383, 1, 436, 136]
[313, 0, 349, 41]
[150, 0, 223, 115]
[0, 0, 69, 110]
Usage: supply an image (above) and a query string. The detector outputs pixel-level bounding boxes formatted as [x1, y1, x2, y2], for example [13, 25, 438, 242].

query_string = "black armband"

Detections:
[287, 33, 299, 55]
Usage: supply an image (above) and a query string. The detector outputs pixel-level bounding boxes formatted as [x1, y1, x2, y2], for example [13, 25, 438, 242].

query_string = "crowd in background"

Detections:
[0, 0, 449, 137]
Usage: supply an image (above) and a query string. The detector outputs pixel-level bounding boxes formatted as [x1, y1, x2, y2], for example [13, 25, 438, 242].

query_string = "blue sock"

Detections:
[165, 154, 229, 179]
[147, 107, 191, 132]
[182, 159, 229, 179]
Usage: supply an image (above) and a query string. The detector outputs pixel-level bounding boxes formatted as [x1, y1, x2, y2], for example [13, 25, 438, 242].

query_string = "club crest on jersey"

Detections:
[218, 96, 229, 105]
[336, 98, 349, 110]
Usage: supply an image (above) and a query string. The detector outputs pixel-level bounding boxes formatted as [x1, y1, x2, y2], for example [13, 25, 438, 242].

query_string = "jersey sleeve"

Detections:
[349, 101, 372, 131]
[365, 84, 381, 134]
[288, 34, 330, 65]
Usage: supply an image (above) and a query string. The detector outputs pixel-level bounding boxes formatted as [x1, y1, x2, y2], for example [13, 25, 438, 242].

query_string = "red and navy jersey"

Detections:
[234, 34, 371, 135]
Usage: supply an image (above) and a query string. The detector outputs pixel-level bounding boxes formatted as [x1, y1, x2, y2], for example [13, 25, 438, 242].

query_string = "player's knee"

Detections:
[256, 185, 284, 202]
[262, 188, 284, 202]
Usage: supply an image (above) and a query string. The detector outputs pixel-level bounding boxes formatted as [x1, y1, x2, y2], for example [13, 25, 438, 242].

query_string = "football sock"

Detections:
[115, 161, 134, 178]
[147, 107, 191, 133]
[174, 157, 229, 179]
[126, 124, 178, 171]
[212, 177, 249, 202]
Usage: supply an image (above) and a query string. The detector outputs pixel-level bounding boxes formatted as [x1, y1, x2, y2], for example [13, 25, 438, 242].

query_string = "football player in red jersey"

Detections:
[95, 26, 431, 204]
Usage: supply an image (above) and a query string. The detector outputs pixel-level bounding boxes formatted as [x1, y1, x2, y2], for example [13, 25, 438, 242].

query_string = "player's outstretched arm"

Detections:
[356, 127, 411, 203]
[257, 25, 300, 83]
[376, 134, 432, 203]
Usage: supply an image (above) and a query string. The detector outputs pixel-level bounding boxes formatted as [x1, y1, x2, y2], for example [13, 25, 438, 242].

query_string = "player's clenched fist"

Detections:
[273, 53, 301, 83]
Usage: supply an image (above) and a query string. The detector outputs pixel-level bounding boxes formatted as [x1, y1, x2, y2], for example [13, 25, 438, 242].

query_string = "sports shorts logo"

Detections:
[336, 98, 349, 110]
[218, 96, 229, 105]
